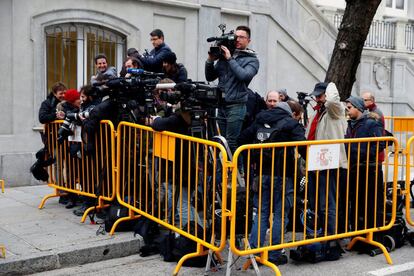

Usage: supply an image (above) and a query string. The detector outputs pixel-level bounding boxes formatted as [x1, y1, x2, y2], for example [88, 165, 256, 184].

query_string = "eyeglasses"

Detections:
[237, 36, 249, 40]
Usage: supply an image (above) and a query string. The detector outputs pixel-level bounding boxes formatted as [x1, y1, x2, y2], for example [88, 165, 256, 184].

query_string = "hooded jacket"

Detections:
[305, 82, 348, 169]
[238, 107, 306, 176]
[205, 49, 259, 104]
[345, 111, 385, 166]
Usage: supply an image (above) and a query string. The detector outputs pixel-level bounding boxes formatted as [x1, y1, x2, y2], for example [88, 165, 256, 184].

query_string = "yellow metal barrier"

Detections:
[230, 137, 398, 274]
[115, 122, 230, 275]
[385, 117, 414, 226]
[0, 245, 5, 258]
[384, 117, 414, 152]
[405, 136, 414, 226]
[0, 179, 4, 257]
[38, 120, 117, 222]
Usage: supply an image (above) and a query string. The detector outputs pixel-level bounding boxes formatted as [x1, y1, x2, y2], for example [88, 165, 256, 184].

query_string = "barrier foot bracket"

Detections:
[109, 212, 140, 236]
[174, 243, 206, 276]
[348, 233, 393, 265]
[38, 189, 67, 209]
[81, 203, 110, 223]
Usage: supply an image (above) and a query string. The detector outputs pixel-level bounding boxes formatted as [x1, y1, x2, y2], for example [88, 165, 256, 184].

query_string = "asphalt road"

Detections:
[33, 242, 414, 276]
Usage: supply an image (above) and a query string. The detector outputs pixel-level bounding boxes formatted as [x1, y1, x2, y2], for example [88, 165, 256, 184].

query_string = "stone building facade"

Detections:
[0, 0, 413, 186]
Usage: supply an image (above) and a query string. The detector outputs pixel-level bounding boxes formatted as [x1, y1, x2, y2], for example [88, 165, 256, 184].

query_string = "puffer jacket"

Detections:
[345, 111, 386, 166]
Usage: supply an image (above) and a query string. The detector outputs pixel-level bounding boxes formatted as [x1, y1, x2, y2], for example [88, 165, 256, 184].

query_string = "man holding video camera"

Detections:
[205, 25, 259, 154]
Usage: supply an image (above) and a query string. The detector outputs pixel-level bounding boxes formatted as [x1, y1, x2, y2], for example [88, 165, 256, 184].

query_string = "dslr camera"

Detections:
[207, 24, 237, 59]
[57, 111, 91, 144]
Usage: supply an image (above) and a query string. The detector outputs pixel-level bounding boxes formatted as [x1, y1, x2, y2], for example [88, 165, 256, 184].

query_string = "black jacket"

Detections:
[39, 94, 60, 124]
[238, 107, 306, 176]
[139, 43, 172, 73]
[345, 112, 385, 166]
[164, 63, 188, 83]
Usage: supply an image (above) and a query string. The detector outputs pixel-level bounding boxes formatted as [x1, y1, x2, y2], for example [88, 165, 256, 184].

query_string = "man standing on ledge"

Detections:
[205, 25, 259, 154]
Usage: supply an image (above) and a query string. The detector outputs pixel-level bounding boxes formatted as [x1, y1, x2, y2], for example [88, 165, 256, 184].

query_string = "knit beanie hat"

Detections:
[277, 101, 293, 115]
[346, 96, 365, 113]
[277, 88, 288, 97]
[163, 52, 177, 64]
[64, 89, 80, 104]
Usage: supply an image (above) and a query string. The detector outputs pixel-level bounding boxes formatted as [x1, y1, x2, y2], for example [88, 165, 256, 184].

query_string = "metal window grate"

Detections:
[45, 24, 126, 92]
[405, 23, 414, 51]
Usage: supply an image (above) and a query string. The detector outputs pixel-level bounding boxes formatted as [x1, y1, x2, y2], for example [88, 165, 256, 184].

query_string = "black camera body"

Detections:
[297, 91, 311, 106]
[159, 82, 221, 111]
[57, 110, 92, 144]
[207, 24, 237, 59]
[93, 70, 162, 119]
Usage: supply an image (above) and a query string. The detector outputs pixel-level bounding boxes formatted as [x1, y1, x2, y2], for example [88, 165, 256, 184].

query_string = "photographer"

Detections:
[238, 102, 306, 265]
[162, 52, 188, 83]
[90, 54, 117, 86]
[138, 29, 172, 73]
[39, 82, 67, 124]
[151, 108, 200, 226]
[119, 49, 144, 77]
[205, 25, 259, 154]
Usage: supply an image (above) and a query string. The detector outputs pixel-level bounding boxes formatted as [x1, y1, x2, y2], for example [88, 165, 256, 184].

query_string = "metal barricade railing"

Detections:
[405, 136, 414, 226]
[0, 179, 5, 258]
[38, 120, 116, 222]
[230, 137, 398, 275]
[384, 116, 414, 153]
[115, 122, 230, 275]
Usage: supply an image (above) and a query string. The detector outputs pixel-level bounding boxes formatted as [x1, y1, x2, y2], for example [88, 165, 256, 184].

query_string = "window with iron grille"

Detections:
[45, 24, 126, 92]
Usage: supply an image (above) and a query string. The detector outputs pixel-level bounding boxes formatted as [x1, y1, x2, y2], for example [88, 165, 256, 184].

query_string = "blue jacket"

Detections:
[140, 43, 172, 73]
[345, 112, 385, 166]
[205, 49, 259, 104]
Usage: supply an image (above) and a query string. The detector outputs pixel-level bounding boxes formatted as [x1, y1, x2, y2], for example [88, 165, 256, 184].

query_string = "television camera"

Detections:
[207, 24, 237, 59]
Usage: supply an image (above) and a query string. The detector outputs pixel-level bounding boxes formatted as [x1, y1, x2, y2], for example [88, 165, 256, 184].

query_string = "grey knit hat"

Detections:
[277, 101, 292, 115]
[346, 96, 365, 113]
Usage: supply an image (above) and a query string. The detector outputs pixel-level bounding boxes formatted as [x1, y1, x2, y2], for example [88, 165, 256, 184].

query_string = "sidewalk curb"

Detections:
[0, 236, 142, 275]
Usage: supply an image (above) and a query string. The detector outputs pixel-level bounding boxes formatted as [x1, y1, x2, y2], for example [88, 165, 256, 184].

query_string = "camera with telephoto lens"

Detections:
[159, 82, 222, 111]
[57, 111, 91, 144]
[207, 24, 237, 59]
[93, 69, 163, 120]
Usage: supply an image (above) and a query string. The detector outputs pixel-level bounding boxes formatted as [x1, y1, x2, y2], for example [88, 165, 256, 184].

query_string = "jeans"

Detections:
[218, 104, 246, 154]
[249, 176, 293, 260]
[308, 169, 338, 235]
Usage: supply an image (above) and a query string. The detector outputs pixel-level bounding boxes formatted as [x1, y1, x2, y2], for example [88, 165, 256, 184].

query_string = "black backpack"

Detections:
[172, 221, 208, 267]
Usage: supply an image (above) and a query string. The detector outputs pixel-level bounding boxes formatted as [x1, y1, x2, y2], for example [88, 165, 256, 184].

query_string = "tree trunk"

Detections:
[325, 0, 381, 101]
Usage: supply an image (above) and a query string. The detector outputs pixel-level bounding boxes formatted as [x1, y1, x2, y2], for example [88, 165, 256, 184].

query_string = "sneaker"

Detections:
[269, 254, 288, 266]
[73, 204, 89, 216]
[65, 200, 78, 209]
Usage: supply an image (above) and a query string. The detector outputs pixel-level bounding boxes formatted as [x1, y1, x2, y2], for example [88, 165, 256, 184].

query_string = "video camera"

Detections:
[93, 69, 163, 119]
[207, 24, 237, 59]
[296, 91, 311, 107]
[156, 81, 222, 111]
